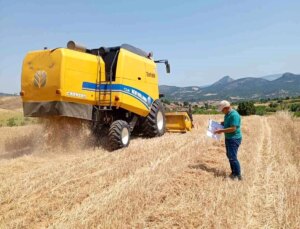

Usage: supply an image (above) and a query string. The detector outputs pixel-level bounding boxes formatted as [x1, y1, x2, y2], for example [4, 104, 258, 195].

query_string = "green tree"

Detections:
[161, 99, 171, 105]
[183, 101, 189, 107]
[269, 102, 278, 108]
[260, 98, 267, 103]
[204, 102, 209, 110]
[237, 101, 256, 116]
[290, 103, 300, 112]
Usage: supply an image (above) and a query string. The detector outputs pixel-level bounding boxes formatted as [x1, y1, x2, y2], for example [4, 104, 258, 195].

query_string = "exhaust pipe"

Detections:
[67, 40, 87, 52]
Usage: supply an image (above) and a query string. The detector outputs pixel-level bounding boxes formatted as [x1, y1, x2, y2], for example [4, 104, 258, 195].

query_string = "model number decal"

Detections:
[146, 72, 155, 78]
[66, 91, 86, 98]
[131, 89, 151, 105]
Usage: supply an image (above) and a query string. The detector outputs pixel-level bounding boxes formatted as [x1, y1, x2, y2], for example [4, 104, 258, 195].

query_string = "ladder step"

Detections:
[97, 76, 112, 110]
[98, 106, 113, 111]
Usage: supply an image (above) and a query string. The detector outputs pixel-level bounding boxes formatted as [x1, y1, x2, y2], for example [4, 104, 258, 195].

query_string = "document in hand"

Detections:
[207, 119, 224, 140]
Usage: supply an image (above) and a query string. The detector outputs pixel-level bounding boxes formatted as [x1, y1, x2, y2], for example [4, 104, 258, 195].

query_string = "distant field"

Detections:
[0, 108, 299, 228]
[0, 96, 35, 126]
[0, 96, 22, 110]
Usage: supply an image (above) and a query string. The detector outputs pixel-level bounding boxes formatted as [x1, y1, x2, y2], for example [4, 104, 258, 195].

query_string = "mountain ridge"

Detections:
[159, 73, 300, 101]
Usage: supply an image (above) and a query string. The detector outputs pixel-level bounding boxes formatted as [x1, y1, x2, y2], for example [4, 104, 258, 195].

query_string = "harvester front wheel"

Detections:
[109, 120, 131, 150]
[143, 100, 166, 137]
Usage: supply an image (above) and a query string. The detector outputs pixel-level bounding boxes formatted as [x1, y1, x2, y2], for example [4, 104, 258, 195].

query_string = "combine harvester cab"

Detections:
[21, 41, 192, 150]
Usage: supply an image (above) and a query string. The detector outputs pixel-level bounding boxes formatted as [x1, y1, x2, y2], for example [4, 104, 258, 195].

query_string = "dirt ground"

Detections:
[0, 112, 299, 228]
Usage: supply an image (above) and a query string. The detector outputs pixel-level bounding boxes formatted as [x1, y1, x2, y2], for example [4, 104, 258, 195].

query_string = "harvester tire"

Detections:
[109, 120, 131, 150]
[142, 100, 166, 137]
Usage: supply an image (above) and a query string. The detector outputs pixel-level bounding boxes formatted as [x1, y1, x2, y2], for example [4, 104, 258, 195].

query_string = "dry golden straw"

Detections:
[0, 112, 299, 228]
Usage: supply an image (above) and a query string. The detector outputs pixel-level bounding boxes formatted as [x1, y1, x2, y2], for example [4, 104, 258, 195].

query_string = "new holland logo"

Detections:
[33, 70, 47, 88]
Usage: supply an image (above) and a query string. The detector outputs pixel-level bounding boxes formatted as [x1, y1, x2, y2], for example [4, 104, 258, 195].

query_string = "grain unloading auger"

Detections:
[21, 41, 193, 150]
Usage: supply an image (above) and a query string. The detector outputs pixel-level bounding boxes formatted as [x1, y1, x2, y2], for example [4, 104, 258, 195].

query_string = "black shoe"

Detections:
[229, 173, 242, 181]
[229, 173, 237, 180]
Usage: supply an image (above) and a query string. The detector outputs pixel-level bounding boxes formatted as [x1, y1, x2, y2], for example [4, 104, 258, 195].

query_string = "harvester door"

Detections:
[117, 49, 150, 116]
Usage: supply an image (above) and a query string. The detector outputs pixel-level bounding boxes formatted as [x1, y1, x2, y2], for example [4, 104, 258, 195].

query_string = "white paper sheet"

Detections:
[206, 120, 224, 140]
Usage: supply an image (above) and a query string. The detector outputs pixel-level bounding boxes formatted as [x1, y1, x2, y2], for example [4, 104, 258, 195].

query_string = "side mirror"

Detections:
[154, 59, 170, 74]
[166, 62, 171, 73]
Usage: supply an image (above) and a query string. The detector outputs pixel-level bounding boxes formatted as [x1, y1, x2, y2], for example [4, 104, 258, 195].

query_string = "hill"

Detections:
[160, 73, 300, 101]
[0, 93, 14, 96]
[260, 73, 283, 81]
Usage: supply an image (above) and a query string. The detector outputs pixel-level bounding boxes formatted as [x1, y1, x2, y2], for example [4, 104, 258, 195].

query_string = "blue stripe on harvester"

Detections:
[82, 82, 154, 108]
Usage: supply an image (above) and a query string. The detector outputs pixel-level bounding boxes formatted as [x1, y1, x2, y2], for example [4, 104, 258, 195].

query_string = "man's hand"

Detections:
[214, 129, 223, 134]
[215, 126, 237, 134]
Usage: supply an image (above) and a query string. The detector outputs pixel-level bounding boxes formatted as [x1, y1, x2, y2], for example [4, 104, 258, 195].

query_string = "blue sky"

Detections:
[1, 0, 300, 93]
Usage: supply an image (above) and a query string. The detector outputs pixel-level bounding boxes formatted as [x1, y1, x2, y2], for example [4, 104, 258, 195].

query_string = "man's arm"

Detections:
[214, 126, 236, 134]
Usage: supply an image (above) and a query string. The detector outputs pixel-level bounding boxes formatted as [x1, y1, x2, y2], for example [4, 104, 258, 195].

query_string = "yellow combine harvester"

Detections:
[21, 41, 192, 149]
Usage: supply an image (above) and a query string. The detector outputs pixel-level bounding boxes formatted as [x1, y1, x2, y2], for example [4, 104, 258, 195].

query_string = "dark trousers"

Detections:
[225, 138, 242, 176]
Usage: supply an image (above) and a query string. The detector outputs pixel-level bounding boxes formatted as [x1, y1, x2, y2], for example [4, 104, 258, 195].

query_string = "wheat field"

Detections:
[0, 111, 299, 228]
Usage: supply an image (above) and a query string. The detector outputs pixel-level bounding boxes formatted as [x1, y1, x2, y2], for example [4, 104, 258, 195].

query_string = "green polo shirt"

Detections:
[224, 109, 242, 139]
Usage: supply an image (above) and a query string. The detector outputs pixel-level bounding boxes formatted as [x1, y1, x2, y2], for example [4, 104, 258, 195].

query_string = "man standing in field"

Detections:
[214, 100, 243, 180]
